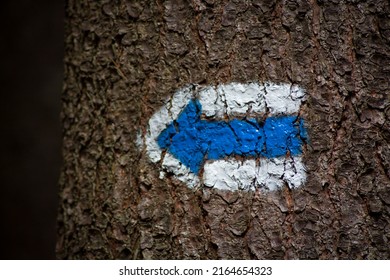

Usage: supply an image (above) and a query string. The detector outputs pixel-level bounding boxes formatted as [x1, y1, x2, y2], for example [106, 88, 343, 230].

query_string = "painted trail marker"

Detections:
[139, 82, 308, 191]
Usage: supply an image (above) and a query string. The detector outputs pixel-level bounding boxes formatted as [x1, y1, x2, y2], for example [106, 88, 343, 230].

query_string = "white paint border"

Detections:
[139, 82, 307, 190]
[203, 156, 307, 191]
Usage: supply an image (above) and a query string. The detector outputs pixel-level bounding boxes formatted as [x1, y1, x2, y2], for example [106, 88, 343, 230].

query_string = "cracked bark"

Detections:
[57, 0, 390, 259]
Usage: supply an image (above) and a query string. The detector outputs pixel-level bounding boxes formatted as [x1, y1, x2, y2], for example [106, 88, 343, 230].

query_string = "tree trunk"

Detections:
[57, 0, 390, 259]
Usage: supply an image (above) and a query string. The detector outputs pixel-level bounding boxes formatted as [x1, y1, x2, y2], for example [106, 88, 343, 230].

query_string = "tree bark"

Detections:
[57, 0, 390, 259]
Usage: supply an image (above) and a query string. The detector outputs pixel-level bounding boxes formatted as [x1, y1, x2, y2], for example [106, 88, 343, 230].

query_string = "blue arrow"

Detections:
[157, 100, 307, 174]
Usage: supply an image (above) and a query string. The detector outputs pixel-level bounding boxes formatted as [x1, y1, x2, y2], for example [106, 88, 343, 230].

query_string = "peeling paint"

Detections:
[141, 82, 308, 191]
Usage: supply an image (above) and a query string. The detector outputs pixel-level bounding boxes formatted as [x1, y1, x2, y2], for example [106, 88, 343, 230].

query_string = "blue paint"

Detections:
[157, 100, 307, 174]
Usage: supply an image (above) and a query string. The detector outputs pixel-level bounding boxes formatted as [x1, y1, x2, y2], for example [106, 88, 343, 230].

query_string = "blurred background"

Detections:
[0, 0, 64, 259]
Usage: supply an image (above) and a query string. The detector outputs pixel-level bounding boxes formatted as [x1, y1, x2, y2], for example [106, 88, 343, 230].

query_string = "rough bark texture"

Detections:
[57, 0, 390, 259]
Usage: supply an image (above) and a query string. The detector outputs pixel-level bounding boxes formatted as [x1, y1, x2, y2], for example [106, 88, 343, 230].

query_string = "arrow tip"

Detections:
[157, 100, 204, 174]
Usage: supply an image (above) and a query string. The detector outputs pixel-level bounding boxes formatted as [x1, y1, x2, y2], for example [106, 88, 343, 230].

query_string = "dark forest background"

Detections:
[0, 0, 64, 259]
